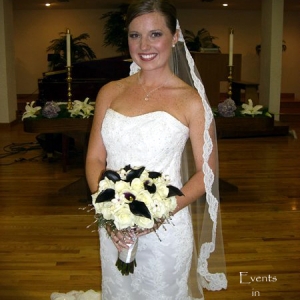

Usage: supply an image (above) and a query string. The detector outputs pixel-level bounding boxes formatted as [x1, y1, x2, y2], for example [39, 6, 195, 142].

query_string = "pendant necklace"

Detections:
[138, 72, 172, 101]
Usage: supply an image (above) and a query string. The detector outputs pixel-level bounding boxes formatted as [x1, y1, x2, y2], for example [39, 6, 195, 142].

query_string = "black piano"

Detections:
[38, 56, 132, 104]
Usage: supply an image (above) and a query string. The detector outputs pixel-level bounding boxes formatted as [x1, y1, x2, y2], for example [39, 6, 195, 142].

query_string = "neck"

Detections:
[138, 69, 173, 87]
[137, 71, 173, 101]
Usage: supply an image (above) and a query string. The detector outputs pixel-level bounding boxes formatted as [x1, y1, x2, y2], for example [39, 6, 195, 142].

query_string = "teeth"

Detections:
[140, 54, 156, 59]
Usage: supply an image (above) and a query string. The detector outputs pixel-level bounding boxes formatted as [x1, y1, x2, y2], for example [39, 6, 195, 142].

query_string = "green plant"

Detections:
[183, 28, 219, 52]
[100, 4, 129, 55]
[46, 32, 96, 70]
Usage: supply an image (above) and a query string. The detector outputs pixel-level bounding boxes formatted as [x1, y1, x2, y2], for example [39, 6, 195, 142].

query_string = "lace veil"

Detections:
[130, 21, 227, 298]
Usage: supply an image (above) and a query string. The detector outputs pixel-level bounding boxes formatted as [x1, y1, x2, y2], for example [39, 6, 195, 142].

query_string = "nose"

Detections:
[140, 37, 150, 50]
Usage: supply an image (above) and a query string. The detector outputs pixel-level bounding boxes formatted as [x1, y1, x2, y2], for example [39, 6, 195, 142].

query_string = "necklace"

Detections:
[138, 72, 172, 101]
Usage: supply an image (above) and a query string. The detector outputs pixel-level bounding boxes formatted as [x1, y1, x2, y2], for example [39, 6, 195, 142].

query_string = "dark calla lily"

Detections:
[95, 188, 115, 203]
[148, 171, 162, 179]
[126, 166, 145, 182]
[124, 192, 136, 203]
[129, 200, 151, 219]
[167, 185, 184, 197]
[102, 170, 121, 182]
[144, 181, 156, 194]
[124, 165, 131, 171]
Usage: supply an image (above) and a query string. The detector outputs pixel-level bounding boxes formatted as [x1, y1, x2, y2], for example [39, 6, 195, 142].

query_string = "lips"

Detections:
[139, 53, 157, 61]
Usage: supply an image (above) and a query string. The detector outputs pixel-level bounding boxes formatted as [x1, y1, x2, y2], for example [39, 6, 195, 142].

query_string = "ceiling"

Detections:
[12, 0, 300, 11]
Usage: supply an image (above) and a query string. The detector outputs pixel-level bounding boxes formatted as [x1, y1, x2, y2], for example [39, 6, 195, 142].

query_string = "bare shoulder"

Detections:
[172, 77, 205, 126]
[96, 77, 128, 100]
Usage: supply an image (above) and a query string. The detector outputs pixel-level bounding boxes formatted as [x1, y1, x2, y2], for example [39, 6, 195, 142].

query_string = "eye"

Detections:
[128, 32, 140, 39]
[151, 31, 163, 38]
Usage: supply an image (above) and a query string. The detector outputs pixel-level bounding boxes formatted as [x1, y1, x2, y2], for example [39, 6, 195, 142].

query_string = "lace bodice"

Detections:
[102, 109, 189, 188]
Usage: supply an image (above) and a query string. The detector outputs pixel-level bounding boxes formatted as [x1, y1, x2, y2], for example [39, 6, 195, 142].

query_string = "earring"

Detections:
[172, 44, 175, 48]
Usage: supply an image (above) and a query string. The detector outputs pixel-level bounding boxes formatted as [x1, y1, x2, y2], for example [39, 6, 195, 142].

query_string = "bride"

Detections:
[51, 0, 227, 299]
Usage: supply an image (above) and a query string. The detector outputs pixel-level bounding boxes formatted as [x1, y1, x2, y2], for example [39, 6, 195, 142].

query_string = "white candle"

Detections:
[229, 28, 234, 66]
[66, 28, 71, 67]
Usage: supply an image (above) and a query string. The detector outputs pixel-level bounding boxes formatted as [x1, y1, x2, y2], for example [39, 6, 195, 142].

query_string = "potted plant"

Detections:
[100, 4, 129, 55]
[47, 32, 96, 70]
[183, 28, 220, 52]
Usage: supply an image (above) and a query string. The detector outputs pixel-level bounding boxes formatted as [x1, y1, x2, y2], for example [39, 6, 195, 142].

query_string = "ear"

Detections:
[172, 30, 179, 46]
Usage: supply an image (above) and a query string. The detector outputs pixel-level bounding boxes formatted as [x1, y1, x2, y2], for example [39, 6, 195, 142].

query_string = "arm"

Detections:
[173, 94, 216, 214]
[85, 82, 134, 251]
[85, 84, 112, 194]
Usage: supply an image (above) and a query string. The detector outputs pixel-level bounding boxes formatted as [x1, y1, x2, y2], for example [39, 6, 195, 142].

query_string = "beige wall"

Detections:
[13, 8, 300, 98]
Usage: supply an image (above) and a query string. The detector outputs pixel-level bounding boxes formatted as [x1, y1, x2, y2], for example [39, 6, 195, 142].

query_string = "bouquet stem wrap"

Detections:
[116, 235, 139, 275]
[119, 237, 138, 263]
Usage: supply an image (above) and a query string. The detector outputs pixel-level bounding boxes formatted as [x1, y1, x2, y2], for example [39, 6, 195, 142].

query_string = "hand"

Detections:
[107, 226, 135, 251]
[136, 218, 165, 237]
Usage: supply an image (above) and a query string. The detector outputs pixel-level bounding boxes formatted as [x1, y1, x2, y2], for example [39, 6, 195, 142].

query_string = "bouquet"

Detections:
[91, 165, 183, 275]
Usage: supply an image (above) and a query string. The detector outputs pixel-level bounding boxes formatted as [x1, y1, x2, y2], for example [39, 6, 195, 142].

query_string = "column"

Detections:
[259, 0, 284, 121]
[0, 0, 17, 124]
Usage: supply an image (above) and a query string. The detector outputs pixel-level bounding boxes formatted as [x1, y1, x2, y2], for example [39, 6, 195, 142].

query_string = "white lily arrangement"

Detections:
[21, 98, 95, 120]
[22, 101, 42, 120]
[68, 97, 94, 118]
[240, 99, 272, 118]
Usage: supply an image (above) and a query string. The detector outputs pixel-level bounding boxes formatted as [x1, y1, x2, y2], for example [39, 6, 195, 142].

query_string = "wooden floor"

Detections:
[0, 120, 300, 300]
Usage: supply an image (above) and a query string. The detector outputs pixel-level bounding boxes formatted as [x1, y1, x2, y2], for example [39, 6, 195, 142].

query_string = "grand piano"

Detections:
[38, 53, 241, 106]
[38, 56, 132, 103]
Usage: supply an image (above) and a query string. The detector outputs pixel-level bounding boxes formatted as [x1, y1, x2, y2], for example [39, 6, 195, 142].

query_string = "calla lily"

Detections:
[22, 101, 41, 120]
[241, 99, 263, 117]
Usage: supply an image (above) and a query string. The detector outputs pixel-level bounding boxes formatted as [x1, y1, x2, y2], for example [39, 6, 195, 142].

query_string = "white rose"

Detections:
[139, 169, 150, 181]
[100, 202, 114, 220]
[131, 178, 144, 192]
[115, 181, 130, 193]
[155, 182, 169, 198]
[99, 177, 115, 191]
[166, 196, 177, 213]
[134, 216, 154, 229]
[150, 197, 167, 219]
[135, 190, 153, 207]
[114, 207, 135, 230]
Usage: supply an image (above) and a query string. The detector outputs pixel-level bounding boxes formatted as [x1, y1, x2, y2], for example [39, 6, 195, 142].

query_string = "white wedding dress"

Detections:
[51, 108, 200, 300]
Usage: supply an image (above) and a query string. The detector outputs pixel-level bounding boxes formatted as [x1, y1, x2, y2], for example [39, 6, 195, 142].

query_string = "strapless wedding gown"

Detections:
[51, 109, 199, 300]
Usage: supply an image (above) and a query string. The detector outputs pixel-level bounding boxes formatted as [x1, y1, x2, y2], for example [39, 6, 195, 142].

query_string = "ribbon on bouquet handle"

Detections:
[119, 238, 139, 263]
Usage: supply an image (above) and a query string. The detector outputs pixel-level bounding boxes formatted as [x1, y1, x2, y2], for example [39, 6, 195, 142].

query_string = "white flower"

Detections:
[22, 101, 41, 120]
[98, 202, 114, 220]
[154, 181, 169, 198]
[135, 190, 152, 207]
[115, 181, 130, 193]
[114, 206, 135, 230]
[241, 99, 263, 117]
[68, 97, 94, 118]
[168, 196, 178, 212]
[134, 216, 154, 229]
[99, 177, 115, 191]
[131, 178, 144, 192]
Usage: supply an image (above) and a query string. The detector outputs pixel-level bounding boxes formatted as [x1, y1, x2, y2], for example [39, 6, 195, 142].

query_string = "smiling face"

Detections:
[128, 12, 178, 72]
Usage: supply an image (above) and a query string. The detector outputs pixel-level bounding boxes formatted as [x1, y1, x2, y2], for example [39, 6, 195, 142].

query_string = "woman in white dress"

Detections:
[51, 0, 227, 299]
